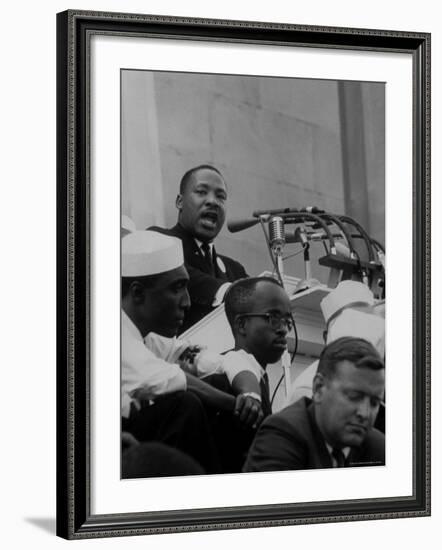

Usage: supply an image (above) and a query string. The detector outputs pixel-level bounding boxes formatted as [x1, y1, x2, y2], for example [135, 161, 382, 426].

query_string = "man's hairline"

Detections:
[122, 265, 188, 291]
[319, 358, 385, 386]
[228, 279, 290, 334]
[180, 165, 227, 194]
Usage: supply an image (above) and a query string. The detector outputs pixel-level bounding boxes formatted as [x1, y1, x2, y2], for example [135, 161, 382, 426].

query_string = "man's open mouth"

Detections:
[200, 211, 218, 229]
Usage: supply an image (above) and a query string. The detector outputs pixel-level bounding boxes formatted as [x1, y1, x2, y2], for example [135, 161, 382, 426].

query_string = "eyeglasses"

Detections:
[236, 313, 294, 331]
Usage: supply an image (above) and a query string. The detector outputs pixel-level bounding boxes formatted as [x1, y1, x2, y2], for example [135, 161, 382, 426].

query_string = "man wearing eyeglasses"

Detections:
[205, 276, 292, 472]
[223, 277, 293, 419]
[122, 231, 262, 475]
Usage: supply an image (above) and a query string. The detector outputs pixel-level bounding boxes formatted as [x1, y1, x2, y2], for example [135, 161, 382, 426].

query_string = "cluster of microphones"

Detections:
[227, 207, 385, 296]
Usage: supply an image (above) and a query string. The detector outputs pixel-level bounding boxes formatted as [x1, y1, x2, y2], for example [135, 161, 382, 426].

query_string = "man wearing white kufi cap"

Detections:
[122, 230, 222, 473]
[122, 231, 263, 474]
[285, 280, 385, 415]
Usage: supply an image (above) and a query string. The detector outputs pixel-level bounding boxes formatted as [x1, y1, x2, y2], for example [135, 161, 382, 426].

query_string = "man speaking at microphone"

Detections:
[149, 165, 248, 331]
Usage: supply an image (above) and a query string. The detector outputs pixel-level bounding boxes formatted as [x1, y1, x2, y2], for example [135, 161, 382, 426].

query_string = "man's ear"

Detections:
[130, 281, 146, 304]
[312, 373, 326, 403]
[176, 194, 183, 211]
[235, 316, 247, 337]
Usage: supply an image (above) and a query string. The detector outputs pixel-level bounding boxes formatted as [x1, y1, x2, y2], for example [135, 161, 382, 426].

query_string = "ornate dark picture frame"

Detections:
[56, 9, 431, 540]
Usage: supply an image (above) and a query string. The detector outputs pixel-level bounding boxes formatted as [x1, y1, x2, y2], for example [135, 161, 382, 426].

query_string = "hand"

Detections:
[234, 394, 264, 429]
[177, 345, 202, 373]
[177, 354, 195, 373]
[186, 345, 203, 355]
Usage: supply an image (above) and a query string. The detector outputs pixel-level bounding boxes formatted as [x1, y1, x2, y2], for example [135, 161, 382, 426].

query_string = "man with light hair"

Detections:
[122, 230, 262, 474]
[285, 280, 385, 407]
[244, 336, 385, 472]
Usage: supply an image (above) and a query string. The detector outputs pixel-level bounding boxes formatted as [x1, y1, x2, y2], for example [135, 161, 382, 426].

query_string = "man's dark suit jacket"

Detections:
[243, 397, 385, 472]
[149, 224, 248, 331]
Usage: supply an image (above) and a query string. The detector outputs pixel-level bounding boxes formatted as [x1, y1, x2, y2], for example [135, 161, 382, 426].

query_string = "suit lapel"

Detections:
[306, 402, 333, 468]
[172, 224, 229, 280]
[172, 225, 210, 273]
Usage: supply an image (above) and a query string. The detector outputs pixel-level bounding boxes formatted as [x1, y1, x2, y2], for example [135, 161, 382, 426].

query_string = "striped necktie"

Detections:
[259, 372, 272, 417]
[200, 242, 214, 275]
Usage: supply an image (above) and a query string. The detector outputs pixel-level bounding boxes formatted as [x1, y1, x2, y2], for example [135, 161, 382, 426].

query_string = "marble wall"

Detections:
[122, 70, 384, 283]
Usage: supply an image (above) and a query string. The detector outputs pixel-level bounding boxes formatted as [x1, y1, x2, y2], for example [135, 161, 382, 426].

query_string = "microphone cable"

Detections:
[270, 309, 299, 407]
[338, 215, 376, 263]
[320, 213, 358, 259]
[254, 215, 298, 406]
[282, 246, 308, 262]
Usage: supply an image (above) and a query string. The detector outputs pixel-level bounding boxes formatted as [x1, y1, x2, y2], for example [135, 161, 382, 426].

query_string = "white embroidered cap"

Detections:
[122, 230, 184, 277]
[320, 280, 374, 324]
[326, 309, 385, 357]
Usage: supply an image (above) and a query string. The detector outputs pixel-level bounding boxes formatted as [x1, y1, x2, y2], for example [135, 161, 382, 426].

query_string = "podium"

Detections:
[182, 273, 331, 412]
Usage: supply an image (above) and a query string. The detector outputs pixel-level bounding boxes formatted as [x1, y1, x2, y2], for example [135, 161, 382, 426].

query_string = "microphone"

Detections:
[285, 226, 308, 244]
[228, 208, 323, 233]
[227, 217, 260, 233]
[268, 216, 285, 254]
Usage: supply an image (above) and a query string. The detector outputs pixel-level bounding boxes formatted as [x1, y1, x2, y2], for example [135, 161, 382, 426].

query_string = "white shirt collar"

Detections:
[325, 442, 351, 461]
[194, 238, 214, 253]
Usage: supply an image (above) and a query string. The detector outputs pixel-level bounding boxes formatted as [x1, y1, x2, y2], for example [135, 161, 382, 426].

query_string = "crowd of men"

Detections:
[121, 164, 386, 478]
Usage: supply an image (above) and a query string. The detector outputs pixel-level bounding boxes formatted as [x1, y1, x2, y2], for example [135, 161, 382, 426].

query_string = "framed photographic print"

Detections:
[56, 9, 430, 539]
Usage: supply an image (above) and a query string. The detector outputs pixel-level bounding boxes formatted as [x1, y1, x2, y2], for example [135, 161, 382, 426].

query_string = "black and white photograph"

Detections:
[53, 7, 431, 540]
[2, 0, 440, 546]
[120, 69, 387, 478]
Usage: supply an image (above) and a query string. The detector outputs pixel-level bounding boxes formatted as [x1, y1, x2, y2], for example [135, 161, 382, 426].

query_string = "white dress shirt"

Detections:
[121, 311, 187, 418]
[122, 311, 260, 417]
[325, 443, 351, 467]
[221, 349, 265, 386]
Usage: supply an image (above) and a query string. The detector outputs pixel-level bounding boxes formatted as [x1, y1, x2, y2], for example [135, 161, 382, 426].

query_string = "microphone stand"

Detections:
[271, 241, 292, 400]
[292, 226, 311, 280]
[303, 241, 312, 280]
[259, 216, 293, 399]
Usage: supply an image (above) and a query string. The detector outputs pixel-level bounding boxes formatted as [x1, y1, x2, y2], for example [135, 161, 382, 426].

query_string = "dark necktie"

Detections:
[332, 447, 346, 468]
[201, 242, 214, 275]
[259, 372, 272, 417]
